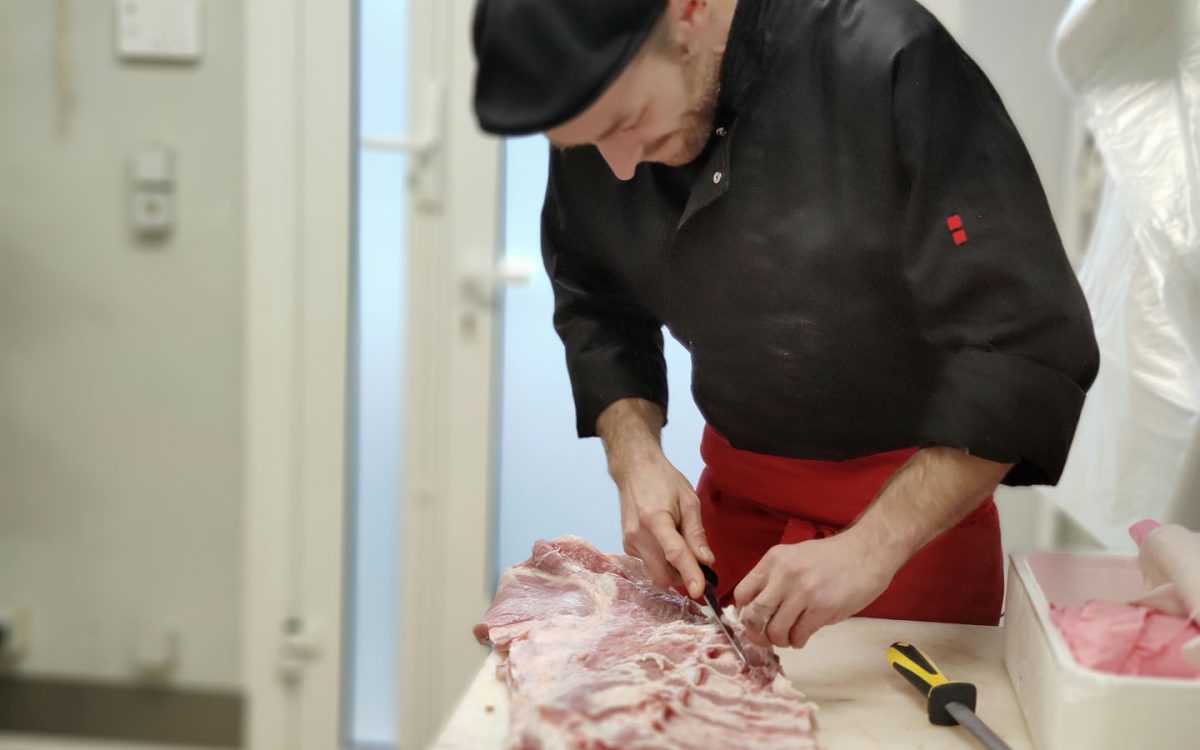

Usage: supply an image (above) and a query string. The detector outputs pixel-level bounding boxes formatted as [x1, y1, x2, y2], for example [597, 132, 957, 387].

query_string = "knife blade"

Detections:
[700, 565, 750, 666]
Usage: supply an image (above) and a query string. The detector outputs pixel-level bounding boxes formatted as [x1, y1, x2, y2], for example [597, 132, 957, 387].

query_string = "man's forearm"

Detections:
[844, 447, 1013, 569]
[596, 398, 665, 481]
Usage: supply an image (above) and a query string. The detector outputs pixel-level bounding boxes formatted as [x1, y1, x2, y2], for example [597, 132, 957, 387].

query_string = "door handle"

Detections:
[361, 80, 444, 208]
[461, 257, 535, 307]
[360, 80, 443, 156]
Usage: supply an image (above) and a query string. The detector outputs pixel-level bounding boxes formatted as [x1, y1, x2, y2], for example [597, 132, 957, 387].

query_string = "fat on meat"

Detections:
[475, 536, 821, 749]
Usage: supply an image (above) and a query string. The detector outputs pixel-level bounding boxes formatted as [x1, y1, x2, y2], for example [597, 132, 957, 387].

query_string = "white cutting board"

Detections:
[432, 617, 1033, 749]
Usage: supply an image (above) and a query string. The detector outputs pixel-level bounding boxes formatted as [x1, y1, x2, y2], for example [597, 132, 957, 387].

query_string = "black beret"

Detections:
[472, 0, 666, 135]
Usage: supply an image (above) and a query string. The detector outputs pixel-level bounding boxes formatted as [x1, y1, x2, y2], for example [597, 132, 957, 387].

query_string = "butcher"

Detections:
[471, 0, 1099, 648]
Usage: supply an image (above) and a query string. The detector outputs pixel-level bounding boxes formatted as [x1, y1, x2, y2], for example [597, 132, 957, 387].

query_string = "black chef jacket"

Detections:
[540, 0, 1100, 486]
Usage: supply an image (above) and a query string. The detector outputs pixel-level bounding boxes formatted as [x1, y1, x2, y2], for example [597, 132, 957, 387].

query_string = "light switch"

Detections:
[115, 0, 202, 63]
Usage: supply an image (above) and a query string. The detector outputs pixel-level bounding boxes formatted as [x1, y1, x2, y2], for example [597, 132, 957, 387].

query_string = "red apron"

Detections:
[698, 425, 1004, 625]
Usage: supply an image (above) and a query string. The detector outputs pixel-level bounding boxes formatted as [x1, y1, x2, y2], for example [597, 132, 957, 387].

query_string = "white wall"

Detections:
[958, 0, 1079, 245]
[0, 0, 244, 689]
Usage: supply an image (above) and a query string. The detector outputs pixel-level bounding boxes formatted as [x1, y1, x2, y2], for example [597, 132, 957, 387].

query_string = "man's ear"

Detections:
[664, 0, 711, 52]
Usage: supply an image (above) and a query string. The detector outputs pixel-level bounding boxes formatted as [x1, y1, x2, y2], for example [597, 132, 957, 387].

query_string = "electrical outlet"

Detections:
[0, 607, 31, 661]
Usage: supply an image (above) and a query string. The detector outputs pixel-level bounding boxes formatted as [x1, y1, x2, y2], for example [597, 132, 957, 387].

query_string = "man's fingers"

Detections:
[647, 512, 705, 599]
[738, 582, 783, 646]
[635, 537, 679, 590]
[678, 491, 715, 566]
[735, 556, 782, 646]
[734, 562, 768, 610]
[767, 594, 807, 648]
[788, 609, 828, 650]
[621, 534, 638, 557]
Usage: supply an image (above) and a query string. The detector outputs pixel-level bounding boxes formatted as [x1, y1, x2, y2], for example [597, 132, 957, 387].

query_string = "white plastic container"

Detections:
[1004, 553, 1200, 750]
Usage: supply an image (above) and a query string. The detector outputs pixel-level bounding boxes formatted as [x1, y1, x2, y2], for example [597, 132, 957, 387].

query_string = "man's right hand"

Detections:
[597, 399, 714, 600]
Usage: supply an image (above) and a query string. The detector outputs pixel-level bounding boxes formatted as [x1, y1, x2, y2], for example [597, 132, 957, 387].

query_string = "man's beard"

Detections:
[654, 48, 724, 167]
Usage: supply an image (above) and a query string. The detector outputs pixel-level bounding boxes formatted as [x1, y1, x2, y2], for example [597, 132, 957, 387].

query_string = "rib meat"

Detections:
[475, 536, 821, 749]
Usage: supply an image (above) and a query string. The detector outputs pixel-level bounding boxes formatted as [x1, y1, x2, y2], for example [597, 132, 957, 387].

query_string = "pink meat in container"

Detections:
[1003, 551, 1200, 750]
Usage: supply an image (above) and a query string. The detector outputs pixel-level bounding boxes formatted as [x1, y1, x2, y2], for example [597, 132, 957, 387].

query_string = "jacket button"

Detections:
[713, 171, 723, 184]
[715, 127, 727, 137]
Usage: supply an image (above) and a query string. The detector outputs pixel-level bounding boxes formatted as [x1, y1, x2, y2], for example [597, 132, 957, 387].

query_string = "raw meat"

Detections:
[1048, 520, 1200, 679]
[1050, 600, 1200, 679]
[475, 536, 821, 749]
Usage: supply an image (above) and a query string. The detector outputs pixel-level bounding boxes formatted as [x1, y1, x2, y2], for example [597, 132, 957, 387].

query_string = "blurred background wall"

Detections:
[0, 0, 244, 691]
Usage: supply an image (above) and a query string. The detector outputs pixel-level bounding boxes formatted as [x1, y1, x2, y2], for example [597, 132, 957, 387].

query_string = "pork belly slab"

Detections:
[475, 536, 821, 749]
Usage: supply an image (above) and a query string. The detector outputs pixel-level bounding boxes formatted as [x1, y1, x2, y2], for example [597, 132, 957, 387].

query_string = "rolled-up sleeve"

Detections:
[891, 25, 1100, 486]
[542, 150, 668, 438]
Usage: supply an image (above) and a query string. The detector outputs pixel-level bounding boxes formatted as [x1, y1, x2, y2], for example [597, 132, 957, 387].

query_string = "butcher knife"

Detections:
[699, 565, 750, 666]
[887, 641, 1012, 750]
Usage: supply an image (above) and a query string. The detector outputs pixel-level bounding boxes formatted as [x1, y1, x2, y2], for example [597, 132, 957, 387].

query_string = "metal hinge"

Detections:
[277, 615, 322, 685]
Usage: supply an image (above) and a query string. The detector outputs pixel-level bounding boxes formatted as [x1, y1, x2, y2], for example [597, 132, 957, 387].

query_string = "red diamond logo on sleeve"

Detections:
[946, 214, 968, 246]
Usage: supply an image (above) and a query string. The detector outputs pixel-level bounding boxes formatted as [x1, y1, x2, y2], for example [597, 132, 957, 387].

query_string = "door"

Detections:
[246, 0, 502, 748]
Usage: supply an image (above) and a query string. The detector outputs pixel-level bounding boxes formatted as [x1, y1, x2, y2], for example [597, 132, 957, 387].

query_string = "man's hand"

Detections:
[734, 533, 900, 649]
[616, 451, 715, 599]
[597, 398, 714, 599]
[734, 446, 1012, 649]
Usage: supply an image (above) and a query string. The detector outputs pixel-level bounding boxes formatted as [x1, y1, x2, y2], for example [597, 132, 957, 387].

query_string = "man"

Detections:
[473, 0, 1099, 649]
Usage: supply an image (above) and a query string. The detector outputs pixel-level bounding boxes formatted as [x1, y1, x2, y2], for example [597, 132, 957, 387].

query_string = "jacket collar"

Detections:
[679, 0, 782, 229]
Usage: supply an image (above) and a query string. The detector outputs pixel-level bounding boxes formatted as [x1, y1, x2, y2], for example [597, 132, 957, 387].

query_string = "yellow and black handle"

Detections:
[887, 641, 978, 726]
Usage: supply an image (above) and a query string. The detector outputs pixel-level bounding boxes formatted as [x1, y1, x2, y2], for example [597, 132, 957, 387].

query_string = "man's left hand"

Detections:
[733, 532, 903, 649]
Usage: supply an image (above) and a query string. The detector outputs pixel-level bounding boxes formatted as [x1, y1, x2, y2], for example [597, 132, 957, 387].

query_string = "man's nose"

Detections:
[596, 135, 645, 181]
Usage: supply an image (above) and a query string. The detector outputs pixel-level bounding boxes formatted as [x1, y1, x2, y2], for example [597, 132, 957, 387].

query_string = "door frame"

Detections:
[396, 1, 502, 746]
[243, 0, 353, 745]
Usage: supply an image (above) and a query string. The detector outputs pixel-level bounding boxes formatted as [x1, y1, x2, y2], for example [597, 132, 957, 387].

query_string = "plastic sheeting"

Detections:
[1044, 0, 1200, 549]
